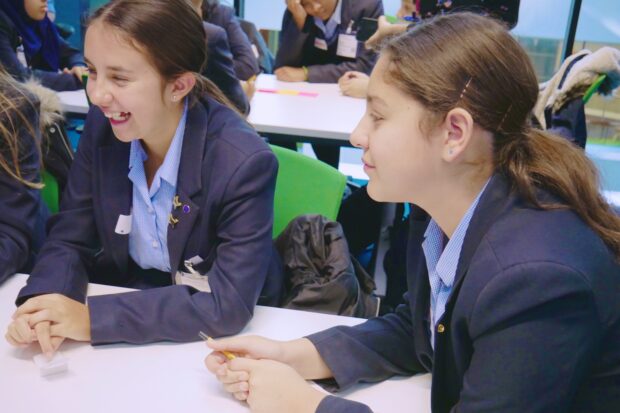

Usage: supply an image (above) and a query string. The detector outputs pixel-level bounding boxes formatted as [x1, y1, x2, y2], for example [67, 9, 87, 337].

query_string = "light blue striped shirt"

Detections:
[422, 179, 490, 349]
[313, 0, 342, 44]
[127, 101, 188, 272]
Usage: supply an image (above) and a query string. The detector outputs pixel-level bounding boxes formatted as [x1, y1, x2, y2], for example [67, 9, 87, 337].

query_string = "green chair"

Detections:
[41, 170, 59, 214]
[270, 145, 347, 237]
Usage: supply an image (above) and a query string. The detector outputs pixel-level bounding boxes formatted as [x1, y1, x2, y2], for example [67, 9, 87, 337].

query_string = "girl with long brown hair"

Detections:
[204, 12, 620, 413]
[6, 0, 282, 357]
[0, 69, 45, 285]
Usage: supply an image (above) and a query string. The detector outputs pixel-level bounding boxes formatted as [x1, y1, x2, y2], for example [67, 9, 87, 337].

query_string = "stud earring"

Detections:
[172, 95, 177, 102]
[448, 148, 454, 155]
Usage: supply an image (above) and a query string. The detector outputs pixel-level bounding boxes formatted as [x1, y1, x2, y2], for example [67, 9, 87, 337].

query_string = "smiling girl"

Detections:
[205, 12, 620, 413]
[6, 0, 282, 355]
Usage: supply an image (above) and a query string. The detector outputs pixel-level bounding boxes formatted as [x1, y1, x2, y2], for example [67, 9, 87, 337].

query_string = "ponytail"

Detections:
[496, 128, 620, 258]
[191, 73, 242, 117]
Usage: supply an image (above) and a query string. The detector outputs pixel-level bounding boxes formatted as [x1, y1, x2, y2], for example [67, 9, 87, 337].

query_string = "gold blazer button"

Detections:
[437, 324, 445, 333]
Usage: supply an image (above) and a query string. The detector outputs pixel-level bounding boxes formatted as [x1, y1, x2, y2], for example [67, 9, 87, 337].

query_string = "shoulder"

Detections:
[202, 96, 273, 161]
[203, 21, 228, 46]
[346, 0, 383, 15]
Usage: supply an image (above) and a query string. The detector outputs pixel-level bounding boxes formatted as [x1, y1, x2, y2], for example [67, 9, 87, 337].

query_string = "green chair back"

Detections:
[41, 170, 59, 214]
[270, 145, 347, 237]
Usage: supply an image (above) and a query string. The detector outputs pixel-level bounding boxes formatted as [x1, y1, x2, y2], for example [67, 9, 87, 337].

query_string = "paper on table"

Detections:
[33, 352, 69, 377]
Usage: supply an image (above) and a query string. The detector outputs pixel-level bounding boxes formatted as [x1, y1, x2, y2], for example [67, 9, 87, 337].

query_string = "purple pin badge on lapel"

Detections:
[182, 205, 191, 214]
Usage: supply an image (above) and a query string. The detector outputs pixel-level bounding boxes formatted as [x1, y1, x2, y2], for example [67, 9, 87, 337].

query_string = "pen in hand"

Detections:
[199, 331, 236, 360]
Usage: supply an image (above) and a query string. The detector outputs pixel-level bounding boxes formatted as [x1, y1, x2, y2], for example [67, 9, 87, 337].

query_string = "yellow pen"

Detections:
[199, 331, 236, 360]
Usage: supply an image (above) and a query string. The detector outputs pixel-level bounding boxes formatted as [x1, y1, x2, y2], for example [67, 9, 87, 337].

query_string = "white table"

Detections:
[247, 74, 365, 142]
[0, 274, 431, 413]
[57, 74, 365, 143]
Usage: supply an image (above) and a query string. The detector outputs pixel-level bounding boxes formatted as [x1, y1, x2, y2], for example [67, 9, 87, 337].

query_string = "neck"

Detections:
[141, 102, 184, 168]
[420, 166, 492, 238]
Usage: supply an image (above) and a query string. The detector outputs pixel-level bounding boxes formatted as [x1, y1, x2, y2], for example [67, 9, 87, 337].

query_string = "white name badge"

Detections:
[314, 37, 328, 51]
[336, 33, 358, 59]
[114, 214, 132, 235]
[175, 270, 211, 293]
[16, 46, 27, 67]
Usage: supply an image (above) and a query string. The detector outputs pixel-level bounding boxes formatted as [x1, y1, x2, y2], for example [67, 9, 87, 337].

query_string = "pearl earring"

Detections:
[172, 95, 177, 102]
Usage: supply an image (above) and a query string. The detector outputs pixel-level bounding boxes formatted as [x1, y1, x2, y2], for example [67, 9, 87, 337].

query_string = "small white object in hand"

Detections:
[33, 352, 69, 377]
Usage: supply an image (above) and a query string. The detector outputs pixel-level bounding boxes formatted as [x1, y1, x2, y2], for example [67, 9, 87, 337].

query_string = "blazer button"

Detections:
[437, 324, 445, 333]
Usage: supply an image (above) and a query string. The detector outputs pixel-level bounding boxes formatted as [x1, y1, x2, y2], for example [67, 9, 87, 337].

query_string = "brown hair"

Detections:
[88, 0, 236, 111]
[0, 69, 42, 189]
[383, 12, 620, 258]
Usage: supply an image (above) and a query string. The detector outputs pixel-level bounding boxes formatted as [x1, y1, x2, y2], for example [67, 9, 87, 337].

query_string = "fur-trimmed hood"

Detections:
[23, 79, 64, 129]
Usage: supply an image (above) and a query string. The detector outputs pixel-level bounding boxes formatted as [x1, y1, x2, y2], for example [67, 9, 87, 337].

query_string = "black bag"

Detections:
[275, 214, 379, 318]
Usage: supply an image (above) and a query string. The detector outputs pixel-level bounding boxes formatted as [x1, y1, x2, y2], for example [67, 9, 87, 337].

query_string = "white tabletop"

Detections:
[57, 74, 365, 142]
[0, 274, 430, 413]
[247, 74, 365, 142]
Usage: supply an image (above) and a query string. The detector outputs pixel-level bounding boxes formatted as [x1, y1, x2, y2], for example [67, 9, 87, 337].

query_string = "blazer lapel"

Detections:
[408, 205, 434, 371]
[167, 101, 209, 275]
[97, 140, 132, 274]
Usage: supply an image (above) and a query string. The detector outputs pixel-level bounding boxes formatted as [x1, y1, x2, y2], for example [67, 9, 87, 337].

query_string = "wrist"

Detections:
[302, 66, 309, 81]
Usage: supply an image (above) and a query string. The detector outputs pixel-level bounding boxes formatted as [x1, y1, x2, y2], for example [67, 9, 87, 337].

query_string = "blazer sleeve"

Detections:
[274, 11, 310, 71]
[452, 262, 600, 412]
[307, 291, 427, 391]
[86, 148, 279, 344]
[204, 25, 249, 114]
[306, 0, 383, 83]
[219, 7, 259, 80]
[58, 36, 86, 70]
[0, 99, 41, 285]
[316, 396, 373, 413]
[16, 109, 101, 304]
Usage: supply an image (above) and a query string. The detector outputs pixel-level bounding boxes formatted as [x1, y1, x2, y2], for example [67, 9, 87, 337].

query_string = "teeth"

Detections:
[104, 112, 130, 121]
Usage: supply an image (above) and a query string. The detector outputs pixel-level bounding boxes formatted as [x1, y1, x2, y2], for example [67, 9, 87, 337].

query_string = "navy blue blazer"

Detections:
[0, 87, 45, 285]
[203, 3, 259, 81]
[203, 21, 249, 115]
[309, 174, 620, 413]
[17, 96, 283, 345]
[0, 10, 83, 91]
[274, 0, 382, 83]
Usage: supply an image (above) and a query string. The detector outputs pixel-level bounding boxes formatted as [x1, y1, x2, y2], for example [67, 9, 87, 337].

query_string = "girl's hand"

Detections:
[13, 294, 91, 343]
[275, 66, 307, 82]
[6, 314, 65, 358]
[338, 71, 370, 98]
[285, 0, 308, 30]
[228, 357, 326, 413]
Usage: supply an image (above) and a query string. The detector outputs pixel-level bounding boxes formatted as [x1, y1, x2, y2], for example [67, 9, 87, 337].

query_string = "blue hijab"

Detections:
[0, 0, 60, 71]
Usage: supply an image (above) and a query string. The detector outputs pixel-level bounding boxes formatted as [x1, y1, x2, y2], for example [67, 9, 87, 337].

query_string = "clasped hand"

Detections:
[5, 294, 90, 358]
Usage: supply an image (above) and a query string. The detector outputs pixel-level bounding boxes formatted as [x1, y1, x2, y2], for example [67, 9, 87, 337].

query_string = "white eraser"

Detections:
[33, 352, 69, 377]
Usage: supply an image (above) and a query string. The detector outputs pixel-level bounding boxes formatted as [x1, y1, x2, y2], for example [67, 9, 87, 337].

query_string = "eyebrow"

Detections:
[367, 94, 389, 109]
[84, 57, 133, 73]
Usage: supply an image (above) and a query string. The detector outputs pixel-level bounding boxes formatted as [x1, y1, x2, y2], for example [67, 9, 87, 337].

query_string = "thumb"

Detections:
[206, 335, 254, 354]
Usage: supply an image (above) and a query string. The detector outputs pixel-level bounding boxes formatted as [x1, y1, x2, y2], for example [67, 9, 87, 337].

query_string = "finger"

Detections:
[204, 352, 227, 374]
[14, 316, 36, 343]
[34, 322, 54, 359]
[223, 381, 249, 394]
[205, 336, 255, 355]
[233, 391, 249, 401]
[217, 367, 249, 384]
[27, 309, 55, 326]
[228, 357, 261, 372]
[13, 297, 49, 318]
[5, 325, 29, 347]
[51, 336, 65, 352]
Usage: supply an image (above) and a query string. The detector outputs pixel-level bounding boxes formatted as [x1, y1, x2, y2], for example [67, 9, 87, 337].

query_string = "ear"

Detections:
[440, 108, 474, 162]
[167, 72, 196, 103]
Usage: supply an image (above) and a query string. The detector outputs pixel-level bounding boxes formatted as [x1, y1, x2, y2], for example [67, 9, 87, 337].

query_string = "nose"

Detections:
[87, 78, 112, 107]
[350, 114, 370, 149]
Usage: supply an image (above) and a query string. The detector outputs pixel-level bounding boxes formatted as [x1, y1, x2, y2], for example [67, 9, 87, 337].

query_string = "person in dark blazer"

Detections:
[203, 21, 249, 114]
[0, 69, 45, 286]
[273, 0, 383, 168]
[0, 0, 86, 91]
[204, 13, 620, 413]
[5, 0, 281, 356]
[202, 0, 259, 81]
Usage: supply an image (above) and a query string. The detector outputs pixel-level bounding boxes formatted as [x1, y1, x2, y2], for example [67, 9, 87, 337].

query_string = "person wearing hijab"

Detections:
[0, 0, 86, 91]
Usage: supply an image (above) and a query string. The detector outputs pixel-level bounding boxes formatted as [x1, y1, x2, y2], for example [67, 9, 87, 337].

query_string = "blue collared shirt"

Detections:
[127, 101, 188, 272]
[422, 179, 490, 349]
[313, 0, 343, 44]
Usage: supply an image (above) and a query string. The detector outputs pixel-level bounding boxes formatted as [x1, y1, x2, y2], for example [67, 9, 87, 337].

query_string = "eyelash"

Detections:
[369, 113, 383, 122]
